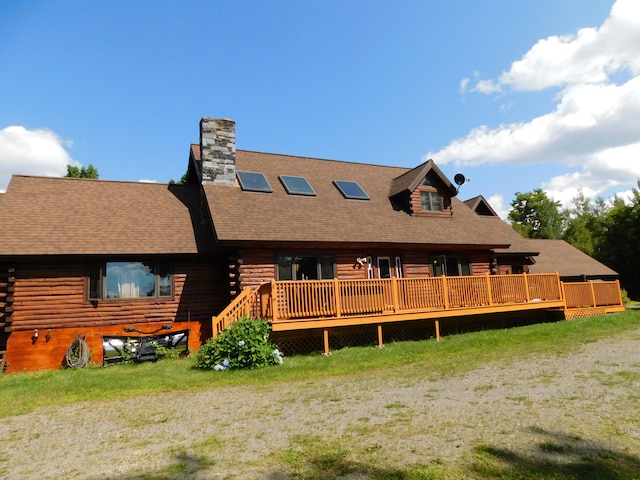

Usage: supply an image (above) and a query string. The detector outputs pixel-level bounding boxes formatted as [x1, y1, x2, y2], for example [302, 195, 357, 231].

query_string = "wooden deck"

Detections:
[213, 273, 625, 354]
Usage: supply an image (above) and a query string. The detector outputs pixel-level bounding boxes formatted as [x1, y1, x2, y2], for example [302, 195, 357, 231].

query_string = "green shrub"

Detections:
[194, 317, 283, 370]
[621, 288, 630, 305]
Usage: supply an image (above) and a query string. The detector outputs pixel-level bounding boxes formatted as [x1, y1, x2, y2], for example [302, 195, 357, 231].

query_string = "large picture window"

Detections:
[277, 255, 335, 281]
[88, 261, 173, 300]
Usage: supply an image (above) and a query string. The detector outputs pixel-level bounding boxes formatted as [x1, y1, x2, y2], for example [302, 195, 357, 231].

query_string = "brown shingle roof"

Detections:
[527, 239, 618, 278]
[202, 150, 511, 248]
[0, 176, 214, 256]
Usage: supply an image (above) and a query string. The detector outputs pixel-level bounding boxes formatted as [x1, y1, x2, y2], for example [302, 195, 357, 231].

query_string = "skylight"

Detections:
[333, 180, 369, 200]
[236, 171, 273, 193]
[279, 175, 316, 196]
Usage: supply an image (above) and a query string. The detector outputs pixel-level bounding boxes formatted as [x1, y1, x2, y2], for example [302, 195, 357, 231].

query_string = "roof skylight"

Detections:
[236, 171, 273, 193]
[279, 175, 316, 196]
[333, 180, 369, 200]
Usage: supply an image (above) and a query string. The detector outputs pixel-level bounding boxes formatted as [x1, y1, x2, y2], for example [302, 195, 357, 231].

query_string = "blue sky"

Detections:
[1, 0, 638, 218]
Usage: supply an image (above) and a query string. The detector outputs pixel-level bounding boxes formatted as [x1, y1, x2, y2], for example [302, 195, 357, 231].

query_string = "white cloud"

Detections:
[431, 0, 640, 206]
[0, 126, 76, 192]
[486, 193, 509, 220]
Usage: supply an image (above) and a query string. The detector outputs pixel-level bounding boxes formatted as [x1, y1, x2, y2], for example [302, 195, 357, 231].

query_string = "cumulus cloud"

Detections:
[0, 126, 77, 192]
[428, 0, 640, 205]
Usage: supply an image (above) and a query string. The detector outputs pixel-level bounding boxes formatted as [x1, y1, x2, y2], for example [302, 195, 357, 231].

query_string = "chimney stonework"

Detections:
[199, 117, 236, 186]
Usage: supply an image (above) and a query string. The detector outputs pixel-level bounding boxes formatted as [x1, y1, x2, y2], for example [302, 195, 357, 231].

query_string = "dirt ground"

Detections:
[2, 330, 640, 479]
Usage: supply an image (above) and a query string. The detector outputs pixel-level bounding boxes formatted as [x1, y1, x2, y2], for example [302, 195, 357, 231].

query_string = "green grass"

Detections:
[1, 310, 639, 420]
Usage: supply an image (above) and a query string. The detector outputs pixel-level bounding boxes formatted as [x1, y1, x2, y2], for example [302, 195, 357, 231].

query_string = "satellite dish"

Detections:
[454, 173, 466, 186]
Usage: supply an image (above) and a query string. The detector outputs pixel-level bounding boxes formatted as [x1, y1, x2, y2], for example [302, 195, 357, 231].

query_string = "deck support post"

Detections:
[377, 324, 384, 348]
[434, 319, 441, 341]
[322, 328, 330, 355]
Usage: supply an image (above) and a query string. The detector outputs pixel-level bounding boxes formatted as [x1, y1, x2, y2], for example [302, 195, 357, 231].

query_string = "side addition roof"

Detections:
[0, 176, 215, 256]
[527, 239, 618, 279]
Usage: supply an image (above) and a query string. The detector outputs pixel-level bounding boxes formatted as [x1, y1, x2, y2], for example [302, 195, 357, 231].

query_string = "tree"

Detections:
[169, 171, 188, 185]
[599, 186, 640, 298]
[562, 190, 607, 257]
[66, 164, 99, 179]
[508, 189, 564, 239]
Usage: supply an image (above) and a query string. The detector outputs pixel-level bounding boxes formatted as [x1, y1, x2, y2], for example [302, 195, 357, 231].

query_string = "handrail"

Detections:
[212, 283, 271, 337]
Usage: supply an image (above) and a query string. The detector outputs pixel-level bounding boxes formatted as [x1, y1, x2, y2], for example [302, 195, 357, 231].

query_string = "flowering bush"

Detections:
[194, 317, 283, 370]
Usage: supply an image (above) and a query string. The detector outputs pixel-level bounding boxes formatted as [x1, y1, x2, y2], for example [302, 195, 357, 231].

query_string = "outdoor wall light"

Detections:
[46, 329, 52, 341]
[32, 329, 39, 341]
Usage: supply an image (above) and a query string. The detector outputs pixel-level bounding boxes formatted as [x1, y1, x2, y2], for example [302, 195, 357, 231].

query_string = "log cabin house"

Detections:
[0, 117, 623, 372]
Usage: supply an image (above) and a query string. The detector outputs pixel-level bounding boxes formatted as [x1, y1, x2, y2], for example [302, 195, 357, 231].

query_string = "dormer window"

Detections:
[420, 190, 443, 212]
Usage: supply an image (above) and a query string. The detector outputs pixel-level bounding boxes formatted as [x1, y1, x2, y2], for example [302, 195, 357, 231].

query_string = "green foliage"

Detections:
[194, 317, 282, 370]
[508, 189, 564, 239]
[65, 164, 99, 179]
[169, 171, 188, 184]
[599, 188, 640, 298]
[562, 190, 607, 257]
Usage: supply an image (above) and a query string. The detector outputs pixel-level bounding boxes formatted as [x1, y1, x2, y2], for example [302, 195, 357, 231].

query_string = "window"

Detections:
[377, 257, 391, 278]
[395, 256, 403, 278]
[333, 180, 370, 200]
[236, 171, 273, 192]
[277, 255, 335, 281]
[279, 175, 316, 196]
[431, 255, 471, 277]
[420, 191, 443, 212]
[88, 261, 173, 300]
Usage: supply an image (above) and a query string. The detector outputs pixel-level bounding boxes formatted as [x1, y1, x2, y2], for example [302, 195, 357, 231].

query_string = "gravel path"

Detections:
[2, 331, 640, 479]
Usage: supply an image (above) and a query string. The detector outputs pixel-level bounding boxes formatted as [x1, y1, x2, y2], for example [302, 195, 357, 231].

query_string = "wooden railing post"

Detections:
[270, 279, 278, 323]
[391, 276, 399, 312]
[524, 273, 531, 302]
[616, 280, 624, 306]
[486, 274, 494, 306]
[589, 280, 597, 307]
[441, 276, 449, 310]
[333, 278, 342, 317]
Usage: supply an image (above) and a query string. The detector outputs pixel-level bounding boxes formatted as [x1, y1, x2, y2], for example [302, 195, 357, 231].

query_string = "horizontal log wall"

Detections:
[5, 259, 229, 372]
[238, 249, 496, 285]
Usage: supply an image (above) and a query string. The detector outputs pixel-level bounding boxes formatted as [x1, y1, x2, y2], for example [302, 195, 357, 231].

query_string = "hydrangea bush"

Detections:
[194, 317, 283, 370]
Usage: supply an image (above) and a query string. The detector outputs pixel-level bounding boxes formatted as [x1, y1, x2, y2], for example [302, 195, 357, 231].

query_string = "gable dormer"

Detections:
[464, 195, 499, 216]
[389, 159, 458, 216]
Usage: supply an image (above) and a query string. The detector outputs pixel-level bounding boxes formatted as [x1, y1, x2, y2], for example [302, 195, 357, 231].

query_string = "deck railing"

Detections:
[270, 273, 563, 322]
[563, 280, 623, 308]
[212, 274, 625, 336]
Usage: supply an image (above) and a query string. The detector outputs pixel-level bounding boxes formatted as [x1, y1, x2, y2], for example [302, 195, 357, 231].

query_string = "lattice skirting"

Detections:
[564, 307, 607, 319]
[270, 311, 558, 356]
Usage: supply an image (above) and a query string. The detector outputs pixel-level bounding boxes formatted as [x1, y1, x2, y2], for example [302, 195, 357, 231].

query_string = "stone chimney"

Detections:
[199, 117, 236, 186]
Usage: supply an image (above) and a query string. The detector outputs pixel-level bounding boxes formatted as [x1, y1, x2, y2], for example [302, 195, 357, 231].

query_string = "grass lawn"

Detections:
[2, 311, 639, 418]
[2, 310, 640, 479]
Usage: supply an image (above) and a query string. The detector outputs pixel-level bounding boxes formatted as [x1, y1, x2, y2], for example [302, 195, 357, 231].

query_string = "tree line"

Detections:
[508, 186, 640, 299]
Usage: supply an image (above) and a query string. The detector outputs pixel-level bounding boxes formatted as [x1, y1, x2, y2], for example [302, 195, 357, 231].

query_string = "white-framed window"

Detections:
[395, 256, 403, 278]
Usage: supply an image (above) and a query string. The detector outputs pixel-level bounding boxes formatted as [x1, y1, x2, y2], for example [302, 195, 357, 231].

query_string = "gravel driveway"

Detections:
[2, 330, 640, 479]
